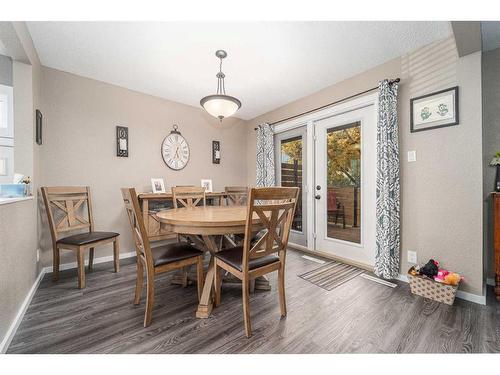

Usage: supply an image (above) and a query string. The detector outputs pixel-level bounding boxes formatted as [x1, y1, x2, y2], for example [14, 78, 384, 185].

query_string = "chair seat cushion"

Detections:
[57, 231, 119, 246]
[152, 242, 203, 267]
[215, 246, 279, 272]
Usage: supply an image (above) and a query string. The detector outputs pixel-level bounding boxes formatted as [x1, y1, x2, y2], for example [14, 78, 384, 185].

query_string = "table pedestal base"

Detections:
[190, 234, 272, 319]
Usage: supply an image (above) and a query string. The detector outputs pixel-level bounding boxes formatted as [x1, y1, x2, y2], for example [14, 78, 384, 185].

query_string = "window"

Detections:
[0, 84, 14, 183]
[280, 136, 303, 231]
[326, 122, 361, 244]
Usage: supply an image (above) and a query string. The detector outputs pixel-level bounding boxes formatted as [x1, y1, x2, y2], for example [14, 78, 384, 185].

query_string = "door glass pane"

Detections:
[326, 122, 361, 243]
[280, 136, 302, 231]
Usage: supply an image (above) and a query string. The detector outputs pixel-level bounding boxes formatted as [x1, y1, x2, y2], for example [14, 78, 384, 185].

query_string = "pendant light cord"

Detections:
[216, 57, 226, 95]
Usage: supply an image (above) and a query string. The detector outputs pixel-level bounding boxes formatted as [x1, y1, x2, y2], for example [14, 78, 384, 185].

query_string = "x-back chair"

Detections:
[224, 185, 250, 249]
[41, 186, 120, 289]
[171, 186, 208, 285]
[213, 186, 299, 337]
[172, 186, 206, 208]
[121, 188, 204, 327]
[225, 186, 248, 206]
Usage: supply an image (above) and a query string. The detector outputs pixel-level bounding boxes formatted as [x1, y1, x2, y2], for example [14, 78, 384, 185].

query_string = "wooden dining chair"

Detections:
[213, 186, 299, 337]
[172, 186, 206, 208]
[225, 186, 248, 206]
[41, 186, 120, 289]
[121, 188, 204, 327]
[225, 186, 250, 247]
[171, 186, 208, 284]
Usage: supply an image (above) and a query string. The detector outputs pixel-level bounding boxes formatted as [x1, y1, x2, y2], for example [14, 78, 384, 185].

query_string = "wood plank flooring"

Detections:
[7, 250, 499, 353]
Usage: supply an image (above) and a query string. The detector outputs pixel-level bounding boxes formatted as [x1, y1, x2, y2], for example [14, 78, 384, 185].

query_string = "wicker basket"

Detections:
[407, 272, 459, 305]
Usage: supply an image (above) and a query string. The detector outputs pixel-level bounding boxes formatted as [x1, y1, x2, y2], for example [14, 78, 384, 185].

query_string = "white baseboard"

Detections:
[42, 251, 136, 274]
[0, 268, 45, 354]
[455, 289, 486, 305]
[288, 242, 309, 252]
[301, 255, 326, 264]
[396, 274, 486, 305]
[0, 251, 136, 353]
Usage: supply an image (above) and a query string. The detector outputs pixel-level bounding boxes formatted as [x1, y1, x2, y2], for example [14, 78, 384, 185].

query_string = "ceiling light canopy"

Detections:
[200, 50, 241, 121]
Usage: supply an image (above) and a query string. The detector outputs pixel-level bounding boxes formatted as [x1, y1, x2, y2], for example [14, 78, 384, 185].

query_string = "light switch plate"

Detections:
[407, 250, 417, 264]
[408, 151, 416, 162]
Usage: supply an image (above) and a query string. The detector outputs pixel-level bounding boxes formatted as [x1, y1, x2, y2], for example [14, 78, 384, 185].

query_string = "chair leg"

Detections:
[196, 256, 204, 302]
[249, 278, 256, 293]
[134, 261, 144, 305]
[278, 264, 287, 317]
[52, 246, 60, 281]
[77, 247, 85, 289]
[113, 237, 120, 273]
[181, 266, 189, 287]
[88, 247, 94, 271]
[214, 260, 221, 307]
[144, 270, 155, 327]
[242, 277, 252, 338]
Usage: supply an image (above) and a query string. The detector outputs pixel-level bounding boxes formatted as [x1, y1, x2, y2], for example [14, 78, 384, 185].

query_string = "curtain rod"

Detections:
[254, 78, 400, 130]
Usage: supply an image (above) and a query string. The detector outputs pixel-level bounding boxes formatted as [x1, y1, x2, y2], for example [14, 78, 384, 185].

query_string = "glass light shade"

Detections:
[200, 95, 241, 120]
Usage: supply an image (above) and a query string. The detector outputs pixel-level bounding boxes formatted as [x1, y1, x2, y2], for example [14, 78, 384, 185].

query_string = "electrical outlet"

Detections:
[407, 150, 417, 162]
[36, 249, 40, 262]
[407, 250, 417, 264]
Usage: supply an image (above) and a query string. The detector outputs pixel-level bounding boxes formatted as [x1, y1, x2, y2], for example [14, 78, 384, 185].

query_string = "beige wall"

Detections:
[38, 67, 248, 267]
[482, 47, 500, 281]
[246, 36, 484, 295]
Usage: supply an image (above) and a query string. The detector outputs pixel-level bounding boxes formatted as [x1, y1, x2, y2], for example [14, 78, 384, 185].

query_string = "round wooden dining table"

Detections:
[155, 206, 268, 318]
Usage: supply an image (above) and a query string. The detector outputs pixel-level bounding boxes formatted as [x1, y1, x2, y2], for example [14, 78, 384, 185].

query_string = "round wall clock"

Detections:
[161, 124, 190, 170]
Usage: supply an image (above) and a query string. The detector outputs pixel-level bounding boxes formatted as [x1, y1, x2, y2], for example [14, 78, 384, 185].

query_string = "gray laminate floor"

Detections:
[7, 250, 500, 353]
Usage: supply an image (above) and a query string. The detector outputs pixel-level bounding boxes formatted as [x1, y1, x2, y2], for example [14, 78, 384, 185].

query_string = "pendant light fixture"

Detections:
[200, 50, 241, 121]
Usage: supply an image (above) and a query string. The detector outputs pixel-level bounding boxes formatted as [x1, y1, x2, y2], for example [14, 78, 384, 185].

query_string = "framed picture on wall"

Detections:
[201, 179, 213, 193]
[410, 86, 459, 133]
[151, 178, 166, 193]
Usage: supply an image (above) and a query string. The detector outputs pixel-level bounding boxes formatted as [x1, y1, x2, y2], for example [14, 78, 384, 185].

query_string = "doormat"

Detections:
[298, 261, 365, 291]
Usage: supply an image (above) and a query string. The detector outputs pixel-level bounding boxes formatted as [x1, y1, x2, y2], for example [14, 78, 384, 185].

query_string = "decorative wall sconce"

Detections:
[212, 141, 220, 164]
[116, 126, 128, 157]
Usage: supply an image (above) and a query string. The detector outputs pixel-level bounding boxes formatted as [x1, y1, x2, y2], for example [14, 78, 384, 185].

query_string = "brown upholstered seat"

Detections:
[57, 231, 119, 246]
[215, 246, 279, 272]
[152, 243, 204, 267]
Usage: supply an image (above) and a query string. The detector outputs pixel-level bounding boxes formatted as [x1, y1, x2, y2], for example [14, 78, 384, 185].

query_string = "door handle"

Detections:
[315, 194, 321, 200]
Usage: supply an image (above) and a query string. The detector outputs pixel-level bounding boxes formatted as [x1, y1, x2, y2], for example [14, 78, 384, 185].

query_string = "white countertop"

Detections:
[0, 196, 34, 206]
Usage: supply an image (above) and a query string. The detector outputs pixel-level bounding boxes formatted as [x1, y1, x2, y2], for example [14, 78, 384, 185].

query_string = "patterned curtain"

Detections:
[255, 123, 275, 187]
[374, 79, 400, 279]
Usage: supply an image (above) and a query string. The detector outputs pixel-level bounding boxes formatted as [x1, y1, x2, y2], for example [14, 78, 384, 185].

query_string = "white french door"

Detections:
[313, 105, 376, 266]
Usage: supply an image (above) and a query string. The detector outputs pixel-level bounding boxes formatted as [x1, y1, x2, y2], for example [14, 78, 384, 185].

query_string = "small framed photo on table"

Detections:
[151, 178, 166, 193]
[201, 179, 213, 193]
[410, 86, 459, 133]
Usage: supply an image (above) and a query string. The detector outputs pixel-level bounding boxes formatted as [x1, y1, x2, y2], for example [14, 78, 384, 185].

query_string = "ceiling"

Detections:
[481, 21, 500, 51]
[27, 22, 451, 120]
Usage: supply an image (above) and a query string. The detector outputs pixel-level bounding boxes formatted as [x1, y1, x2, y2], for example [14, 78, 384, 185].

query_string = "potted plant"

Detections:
[490, 151, 500, 192]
